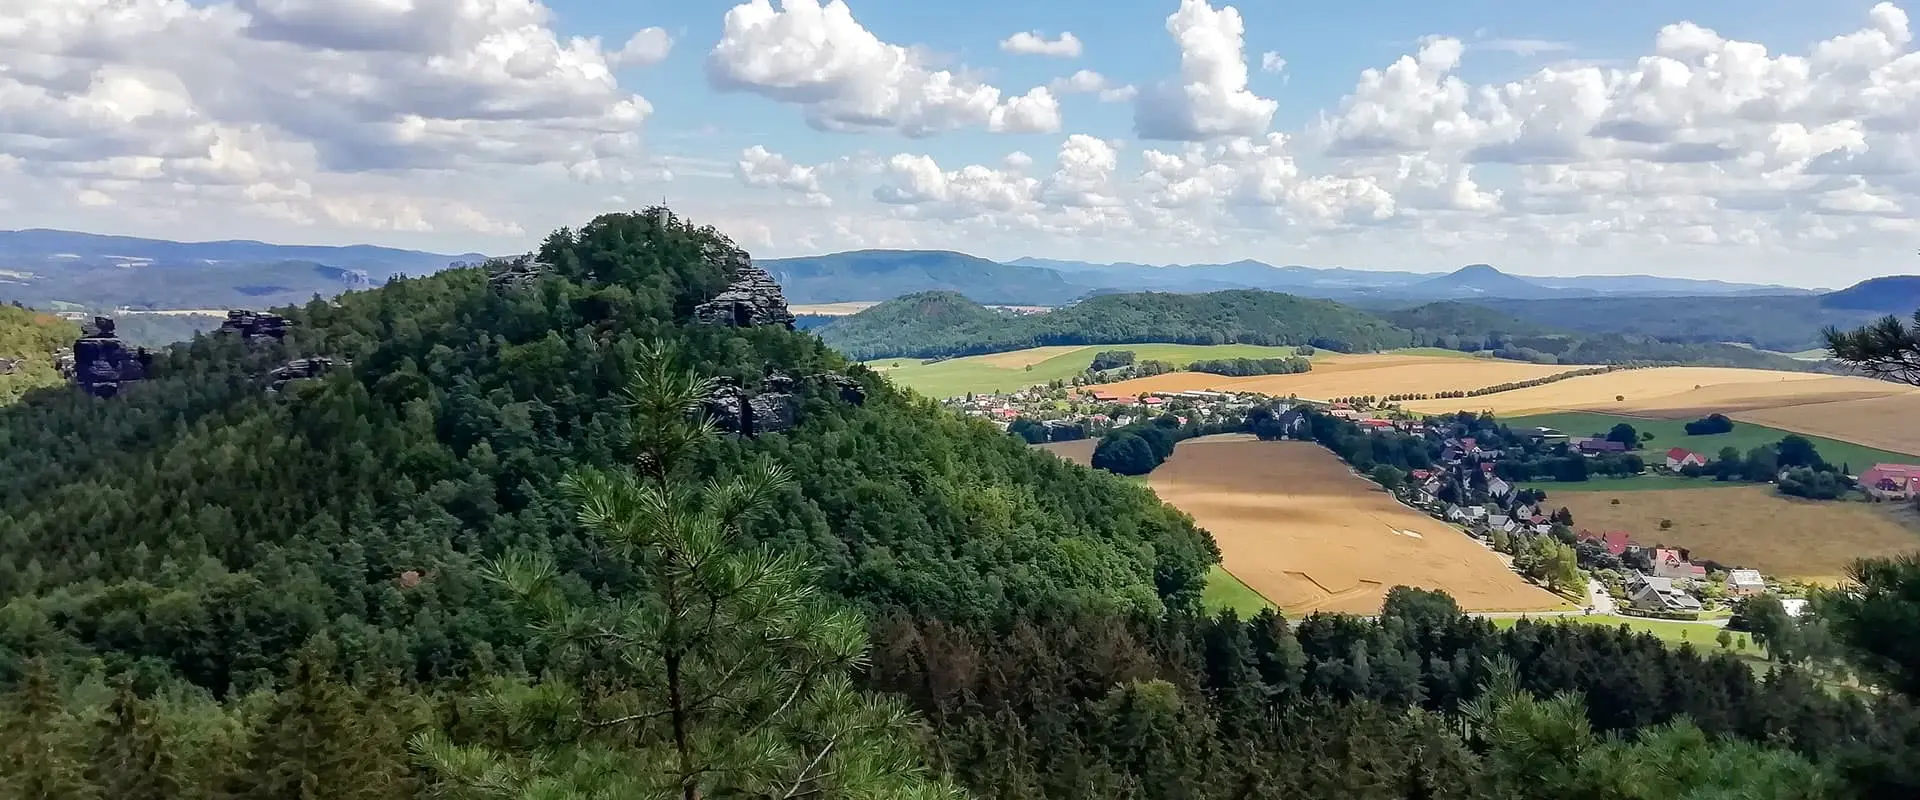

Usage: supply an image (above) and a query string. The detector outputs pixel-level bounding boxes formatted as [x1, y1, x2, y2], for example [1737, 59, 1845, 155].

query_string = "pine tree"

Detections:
[414, 342, 961, 799]
[232, 640, 407, 799]
[86, 677, 181, 800]
[0, 659, 92, 800]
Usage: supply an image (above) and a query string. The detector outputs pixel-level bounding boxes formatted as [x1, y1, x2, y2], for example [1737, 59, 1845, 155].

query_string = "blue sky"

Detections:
[4, 0, 1918, 285]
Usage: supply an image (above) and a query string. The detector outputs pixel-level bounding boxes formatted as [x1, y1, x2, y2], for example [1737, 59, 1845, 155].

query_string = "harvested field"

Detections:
[1554, 486, 1920, 580]
[1397, 367, 1901, 417]
[1733, 392, 1920, 457]
[1092, 354, 1573, 402]
[868, 343, 1314, 399]
[1148, 435, 1565, 615]
[972, 345, 1092, 369]
[1035, 438, 1096, 466]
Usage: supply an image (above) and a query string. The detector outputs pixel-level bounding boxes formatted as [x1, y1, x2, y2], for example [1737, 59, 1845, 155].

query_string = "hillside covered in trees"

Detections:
[819, 289, 1417, 359]
[2, 211, 1920, 798]
[0, 303, 78, 404]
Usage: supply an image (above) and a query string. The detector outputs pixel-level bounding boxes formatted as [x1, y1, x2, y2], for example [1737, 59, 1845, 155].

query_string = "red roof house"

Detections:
[1142, 396, 1165, 406]
[1861, 463, 1920, 499]
[1665, 447, 1707, 470]
[1579, 530, 1631, 556]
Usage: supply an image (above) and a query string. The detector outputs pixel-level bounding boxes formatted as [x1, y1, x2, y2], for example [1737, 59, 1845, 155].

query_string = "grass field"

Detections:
[868, 343, 1318, 399]
[1509, 412, 1919, 473]
[1398, 367, 1907, 417]
[1491, 615, 1763, 654]
[1090, 353, 1574, 403]
[1553, 485, 1920, 579]
[1203, 566, 1275, 616]
[1523, 474, 1751, 493]
[1149, 435, 1565, 615]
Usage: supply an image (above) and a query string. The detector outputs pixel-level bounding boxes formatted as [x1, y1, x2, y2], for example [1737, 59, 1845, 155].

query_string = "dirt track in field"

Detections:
[1147, 436, 1565, 615]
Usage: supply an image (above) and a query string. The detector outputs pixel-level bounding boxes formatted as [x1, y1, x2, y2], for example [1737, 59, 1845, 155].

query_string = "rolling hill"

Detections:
[816, 289, 1416, 360]
[1820, 275, 1920, 313]
[0, 304, 81, 404]
[760, 249, 1085, 305]
[1405, 264, 1567, 299]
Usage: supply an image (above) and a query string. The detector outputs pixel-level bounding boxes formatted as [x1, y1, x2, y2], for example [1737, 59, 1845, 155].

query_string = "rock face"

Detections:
[701, 370, 865, 437]
[488, 254, 552, 292]
[693, 261, 796, 330]
[268, 357, 343, 393]
[218, 310, 293, 342]
[69, 317, 153, 398]
[0, 357, 16, 376]
[703, 376, 798, 437]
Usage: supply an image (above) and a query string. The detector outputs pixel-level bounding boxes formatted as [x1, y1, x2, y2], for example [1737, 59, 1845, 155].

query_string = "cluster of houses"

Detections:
[948, 386, 1265, 435]
[1575, 528, 1772, 615]
[1861, 463, 1920, 501]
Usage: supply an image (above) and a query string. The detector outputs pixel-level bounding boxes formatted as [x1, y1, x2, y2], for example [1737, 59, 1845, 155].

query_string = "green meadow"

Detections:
[1509, 411, 1913, 492]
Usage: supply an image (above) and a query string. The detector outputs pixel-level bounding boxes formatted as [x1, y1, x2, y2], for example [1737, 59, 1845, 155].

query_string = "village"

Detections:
[951, 383, 1833, 622]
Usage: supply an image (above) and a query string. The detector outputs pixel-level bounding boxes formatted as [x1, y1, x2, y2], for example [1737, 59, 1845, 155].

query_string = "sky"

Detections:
[2, 1, 1918, 287]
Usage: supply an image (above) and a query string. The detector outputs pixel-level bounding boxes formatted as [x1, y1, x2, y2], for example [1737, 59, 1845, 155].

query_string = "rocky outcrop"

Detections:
[703, 376, 798, 437]
[0, 357, 16, 376]
[268, 356, 344, 393]
[69, 317, 153, 398]
[693, 261, 795, 330]
[488, 254, 552, 292]
[218, 310, 292, 342]
[815, 372, 866, 406]
[701, 370, 866, 437]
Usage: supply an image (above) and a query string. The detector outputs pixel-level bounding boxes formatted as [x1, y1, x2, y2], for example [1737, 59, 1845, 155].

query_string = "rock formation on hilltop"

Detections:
[218, 309, 293, 342]
[67, 317, 153, 398]
[693, 261, 796, 330]
[487, 254, 552, 292]
[0, 358, 16, 376]
[268, 356, 345, 393]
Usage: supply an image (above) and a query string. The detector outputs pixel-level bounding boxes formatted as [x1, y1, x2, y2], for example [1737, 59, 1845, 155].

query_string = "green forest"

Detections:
[818, 289, 1416, 359]
[0, 303, 78, 404]
[3, 210, 1920, 798]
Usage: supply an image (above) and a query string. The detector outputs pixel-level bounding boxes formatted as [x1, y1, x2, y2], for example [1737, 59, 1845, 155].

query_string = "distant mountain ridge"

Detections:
[0, 229, 486, 274]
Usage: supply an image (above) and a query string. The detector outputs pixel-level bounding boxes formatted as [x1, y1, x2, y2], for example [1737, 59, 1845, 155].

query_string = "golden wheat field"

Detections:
[1732, 393, 1920, 457]
[1036, 438, 1097, 466]
[1396, 367, 1908, 417]
[1147, 436, 1566, 615]
[788, 302, 881, 316]
[1555, 486, 1920, 580]
[1091, 354, 1575, 401]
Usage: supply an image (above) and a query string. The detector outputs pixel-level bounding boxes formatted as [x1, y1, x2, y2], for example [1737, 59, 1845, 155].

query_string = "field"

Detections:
[1509, 412, 1920, 470]
[1202, 566, 1275, 617]
[1553, 486, 1920, 580]
[1035, 438, 1096, 466]
[868, 343, 1319, 399]
[1733, 393, 1920, 458]
[791, 302, 880, 316]
[1148, 435, 1565, 615]
[1089, 353, 1574, 402]
[1397, 367, 1909, 417]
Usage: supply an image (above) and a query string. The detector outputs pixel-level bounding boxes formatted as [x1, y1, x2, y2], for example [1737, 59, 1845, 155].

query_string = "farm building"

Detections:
[1859, 463, 1920, 501]
[1725, 569, 1767, 597]
[1575, 438, 1629, 455]
[1579, 530, 1632, 556]
[1665, 448, 1707, 471]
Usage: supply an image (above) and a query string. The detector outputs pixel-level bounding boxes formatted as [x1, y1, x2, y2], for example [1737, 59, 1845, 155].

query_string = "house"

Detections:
[1625, 573, 1704, 613]
[1860, 463, 1920, 500]
[1781, 598, 1809, 618]
[1410, 469, 1434, 481]
[1576, 438, 1629, 455]
[1665, 448, 1707, 471]
[1487, 477, 1514, 500]
[1329, 408, 1361, 420]
[1579, 530, 1632, 556]
[1525, 426, 1569, 444]
[1141, 396, 1166, 407]
[1725, 569, 1767, 597]
[1486, 514, 1518, 534]
[1650, 548, 1695, 579]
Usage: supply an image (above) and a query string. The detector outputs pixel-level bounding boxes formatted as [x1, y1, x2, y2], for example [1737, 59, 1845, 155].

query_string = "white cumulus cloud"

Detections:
[707, 0, 1064, 136]
[1001, 31, 1084, 58]
[1134, 0, 1279, 141]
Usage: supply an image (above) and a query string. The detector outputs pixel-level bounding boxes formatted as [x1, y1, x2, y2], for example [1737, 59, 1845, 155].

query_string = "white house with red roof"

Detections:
[1665, 447, 1707, 471]
[1860, 463, 1920, 500]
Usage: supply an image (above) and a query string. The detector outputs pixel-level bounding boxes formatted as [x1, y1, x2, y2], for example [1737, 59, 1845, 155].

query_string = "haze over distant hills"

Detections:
[2, 228, 1904, 326]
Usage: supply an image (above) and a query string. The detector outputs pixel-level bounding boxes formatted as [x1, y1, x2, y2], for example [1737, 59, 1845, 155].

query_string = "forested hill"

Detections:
[0, 211, 1917, 796]
[1387, 301, 1842, 371]
[818, 288, 1416, 359]
[0, 303, 78, 404]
